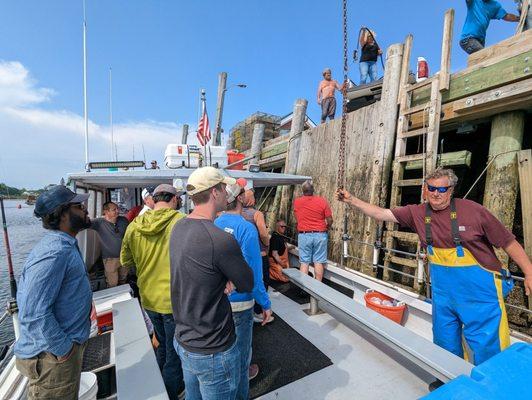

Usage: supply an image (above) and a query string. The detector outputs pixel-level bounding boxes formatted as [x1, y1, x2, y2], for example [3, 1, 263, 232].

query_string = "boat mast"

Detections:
[109, 67, 117, 161]
[83, 0, 89, 171]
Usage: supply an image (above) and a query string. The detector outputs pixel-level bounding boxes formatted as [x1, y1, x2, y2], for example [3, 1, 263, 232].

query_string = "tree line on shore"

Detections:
[0, 183, 43, 198]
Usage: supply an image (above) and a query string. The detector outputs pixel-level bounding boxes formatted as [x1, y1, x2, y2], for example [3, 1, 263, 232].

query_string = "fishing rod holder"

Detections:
[6, 299, 18, 316]
[341, 232, 352, 261]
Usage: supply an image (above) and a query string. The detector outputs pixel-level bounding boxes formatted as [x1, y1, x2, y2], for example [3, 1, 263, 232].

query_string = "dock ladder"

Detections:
[383, 9, 454, 292]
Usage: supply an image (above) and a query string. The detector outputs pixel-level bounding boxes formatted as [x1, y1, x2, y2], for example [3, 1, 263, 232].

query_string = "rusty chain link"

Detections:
[337, 0, 349, 189]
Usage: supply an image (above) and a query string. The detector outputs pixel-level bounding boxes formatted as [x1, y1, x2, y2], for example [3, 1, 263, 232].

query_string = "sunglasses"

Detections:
[70, 203, 87, 210]
[426, 185, 452, 193]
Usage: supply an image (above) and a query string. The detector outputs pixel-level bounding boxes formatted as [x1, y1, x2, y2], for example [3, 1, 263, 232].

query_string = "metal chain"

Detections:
[337, 0, 349, 189]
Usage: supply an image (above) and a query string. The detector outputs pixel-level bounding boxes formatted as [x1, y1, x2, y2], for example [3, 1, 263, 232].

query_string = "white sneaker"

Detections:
[253, 313, 263, 323]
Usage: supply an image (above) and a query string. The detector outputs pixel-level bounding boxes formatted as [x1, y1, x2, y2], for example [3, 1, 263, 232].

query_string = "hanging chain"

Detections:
[337, 0, 349, 189]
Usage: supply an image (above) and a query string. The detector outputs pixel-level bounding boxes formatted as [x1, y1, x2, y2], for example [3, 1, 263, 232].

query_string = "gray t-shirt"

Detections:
[170, 218, 254, 355]
[90, 216, 129, 259]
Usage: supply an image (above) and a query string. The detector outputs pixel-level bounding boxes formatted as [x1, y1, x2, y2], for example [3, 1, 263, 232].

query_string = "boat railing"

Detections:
[283, 268, 474, 383]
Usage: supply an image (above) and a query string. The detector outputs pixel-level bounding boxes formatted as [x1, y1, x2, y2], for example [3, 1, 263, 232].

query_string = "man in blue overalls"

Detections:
[336, 168, 532, 390]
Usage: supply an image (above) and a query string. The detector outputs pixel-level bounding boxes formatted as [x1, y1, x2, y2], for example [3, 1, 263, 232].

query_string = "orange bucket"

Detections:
[364, 291, 406, 324]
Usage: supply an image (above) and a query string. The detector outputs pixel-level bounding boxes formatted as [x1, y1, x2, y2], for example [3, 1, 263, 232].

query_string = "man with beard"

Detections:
[170, 167, 254, 400]
[15, 185, 92, 400]
[121, 184, 186, 400]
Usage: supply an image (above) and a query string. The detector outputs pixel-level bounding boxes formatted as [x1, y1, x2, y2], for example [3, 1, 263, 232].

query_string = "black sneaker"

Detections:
[428, 379, 444, 392]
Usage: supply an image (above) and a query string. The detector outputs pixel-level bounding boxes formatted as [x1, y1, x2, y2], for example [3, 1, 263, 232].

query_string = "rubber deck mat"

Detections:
[269, 280, 310, 304]
[82, 332, 111, 372]
[250, 313, 332, 398]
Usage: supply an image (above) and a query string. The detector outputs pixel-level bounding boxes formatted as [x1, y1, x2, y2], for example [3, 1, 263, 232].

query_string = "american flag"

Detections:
[197, 105, 211, 146]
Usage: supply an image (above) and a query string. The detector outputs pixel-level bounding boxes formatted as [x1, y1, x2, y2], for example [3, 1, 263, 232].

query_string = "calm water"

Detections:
[0, 199, 45, 346]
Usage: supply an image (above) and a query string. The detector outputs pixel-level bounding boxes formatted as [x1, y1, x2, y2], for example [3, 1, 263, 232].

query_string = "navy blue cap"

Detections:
[34, 185, 90, 218]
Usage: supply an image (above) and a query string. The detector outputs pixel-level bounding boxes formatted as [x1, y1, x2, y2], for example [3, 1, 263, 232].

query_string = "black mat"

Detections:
[270, 280, 309, 304]
[250, 313, 332, 399]
[82, 332, 111, 372]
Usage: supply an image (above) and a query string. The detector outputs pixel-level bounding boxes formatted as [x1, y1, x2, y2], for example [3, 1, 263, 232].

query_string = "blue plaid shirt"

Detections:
[14, 230, 92, 358]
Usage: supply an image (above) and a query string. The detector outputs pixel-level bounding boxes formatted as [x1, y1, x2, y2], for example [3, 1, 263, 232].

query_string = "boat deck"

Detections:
[257, 289, 430, 399]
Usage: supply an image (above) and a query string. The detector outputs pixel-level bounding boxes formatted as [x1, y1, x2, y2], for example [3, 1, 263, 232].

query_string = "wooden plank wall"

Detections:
[282, 102, 386, 271]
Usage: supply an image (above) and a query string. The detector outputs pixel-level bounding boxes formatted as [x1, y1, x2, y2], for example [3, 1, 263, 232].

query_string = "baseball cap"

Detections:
[34, 185, 89, 218]
[141, 186, 155, 200]
[226, 183, 244, 204]
[186, 167, 236, 195]
[153, 184, 179, 197]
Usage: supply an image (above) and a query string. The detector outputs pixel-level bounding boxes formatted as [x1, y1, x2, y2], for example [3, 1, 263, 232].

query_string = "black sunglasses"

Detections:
[427, 185, 452, 193]
[70, 203, 87, 210]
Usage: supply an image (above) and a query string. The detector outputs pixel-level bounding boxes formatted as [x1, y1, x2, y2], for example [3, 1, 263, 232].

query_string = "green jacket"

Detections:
[120, 208, 184, 314]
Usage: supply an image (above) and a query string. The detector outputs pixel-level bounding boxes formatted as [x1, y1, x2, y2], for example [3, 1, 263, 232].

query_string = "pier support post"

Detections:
[250, 123, 265, 165]
[361, 43, 404, 275]
[279, 98, 308, 223]
[483, 111, 525, 262]
[483, 111, 524, 228]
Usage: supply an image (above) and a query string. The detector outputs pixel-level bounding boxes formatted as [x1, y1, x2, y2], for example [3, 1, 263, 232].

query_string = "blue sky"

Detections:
[0, 0, 520, 188]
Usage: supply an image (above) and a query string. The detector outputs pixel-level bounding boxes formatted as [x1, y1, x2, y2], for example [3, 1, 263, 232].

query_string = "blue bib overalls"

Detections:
[425, 199, 514, 365]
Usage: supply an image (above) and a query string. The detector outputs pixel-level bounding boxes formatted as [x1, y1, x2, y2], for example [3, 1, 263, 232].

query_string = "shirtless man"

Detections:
[317, 68, 344, 123]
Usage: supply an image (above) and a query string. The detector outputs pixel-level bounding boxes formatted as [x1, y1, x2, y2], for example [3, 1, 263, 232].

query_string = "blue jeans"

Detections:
[459, 37, 484, 55]
[298, 232, 328, 264]
[174, 338, 241, 400]
[146, 310, 184, 400]
[254, 255, 270, 314]
[359, 61, 377, 84]
[232, 308, 253, 400]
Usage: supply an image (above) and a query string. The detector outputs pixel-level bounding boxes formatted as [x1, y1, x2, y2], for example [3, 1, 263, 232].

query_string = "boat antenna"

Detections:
[83, 0, 90, 171]
[109, 67, 117, 161]
[0, 197, 20, 339]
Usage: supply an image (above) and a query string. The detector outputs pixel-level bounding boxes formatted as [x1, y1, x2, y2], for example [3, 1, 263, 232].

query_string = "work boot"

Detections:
[249, 363, 259, 380]
[428, 379, 444, 392]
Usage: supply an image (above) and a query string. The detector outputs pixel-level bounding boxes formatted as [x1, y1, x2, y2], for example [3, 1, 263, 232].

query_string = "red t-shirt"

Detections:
[391, 198, 515, 272]
[293, 195, 332, 232]
[126, 205, 143, 222]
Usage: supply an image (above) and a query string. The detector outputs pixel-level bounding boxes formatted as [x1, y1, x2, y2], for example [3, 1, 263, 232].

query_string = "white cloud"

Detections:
[0, 60, 198, 189]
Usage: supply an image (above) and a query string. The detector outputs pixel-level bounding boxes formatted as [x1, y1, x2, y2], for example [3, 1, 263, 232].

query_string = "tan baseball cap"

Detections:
[187, 167, 236, 195]
[226, 183, 244, 203]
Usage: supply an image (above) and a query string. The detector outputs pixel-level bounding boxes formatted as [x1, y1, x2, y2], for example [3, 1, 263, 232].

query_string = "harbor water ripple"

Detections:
[0, 199, 45, 346]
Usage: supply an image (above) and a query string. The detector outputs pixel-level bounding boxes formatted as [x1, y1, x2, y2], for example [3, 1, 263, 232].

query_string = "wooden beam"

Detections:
[260, 139, 288, 160]
[440, 9, 454, 91]
[405, 150, 472, 171]
[516, 0, 530, 34]
[517, 149, 532, 312]
[397, 34, 413, 106]
[468, 29, 532, 68]
[518, 150, 532, 259]
[409, 78, 532, 128]
[412, 49, 532, 106]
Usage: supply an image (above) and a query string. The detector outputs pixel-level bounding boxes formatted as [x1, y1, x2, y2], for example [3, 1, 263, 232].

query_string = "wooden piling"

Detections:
[361, 43, 404, 274]
[250, 123, 265, 164]
[279, 98, 308, 221]
[483, 111, 525, 261]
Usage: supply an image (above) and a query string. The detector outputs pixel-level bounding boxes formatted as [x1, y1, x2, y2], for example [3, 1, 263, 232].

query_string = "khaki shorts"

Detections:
[16, 342, 86, 400]
[103, 257, 128, 287]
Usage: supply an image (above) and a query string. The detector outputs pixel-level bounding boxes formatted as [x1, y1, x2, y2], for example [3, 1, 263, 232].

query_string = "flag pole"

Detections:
[200, 89, 207, 166]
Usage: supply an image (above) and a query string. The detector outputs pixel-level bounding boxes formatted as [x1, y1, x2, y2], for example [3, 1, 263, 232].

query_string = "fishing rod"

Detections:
[0, 197, 20, 339]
